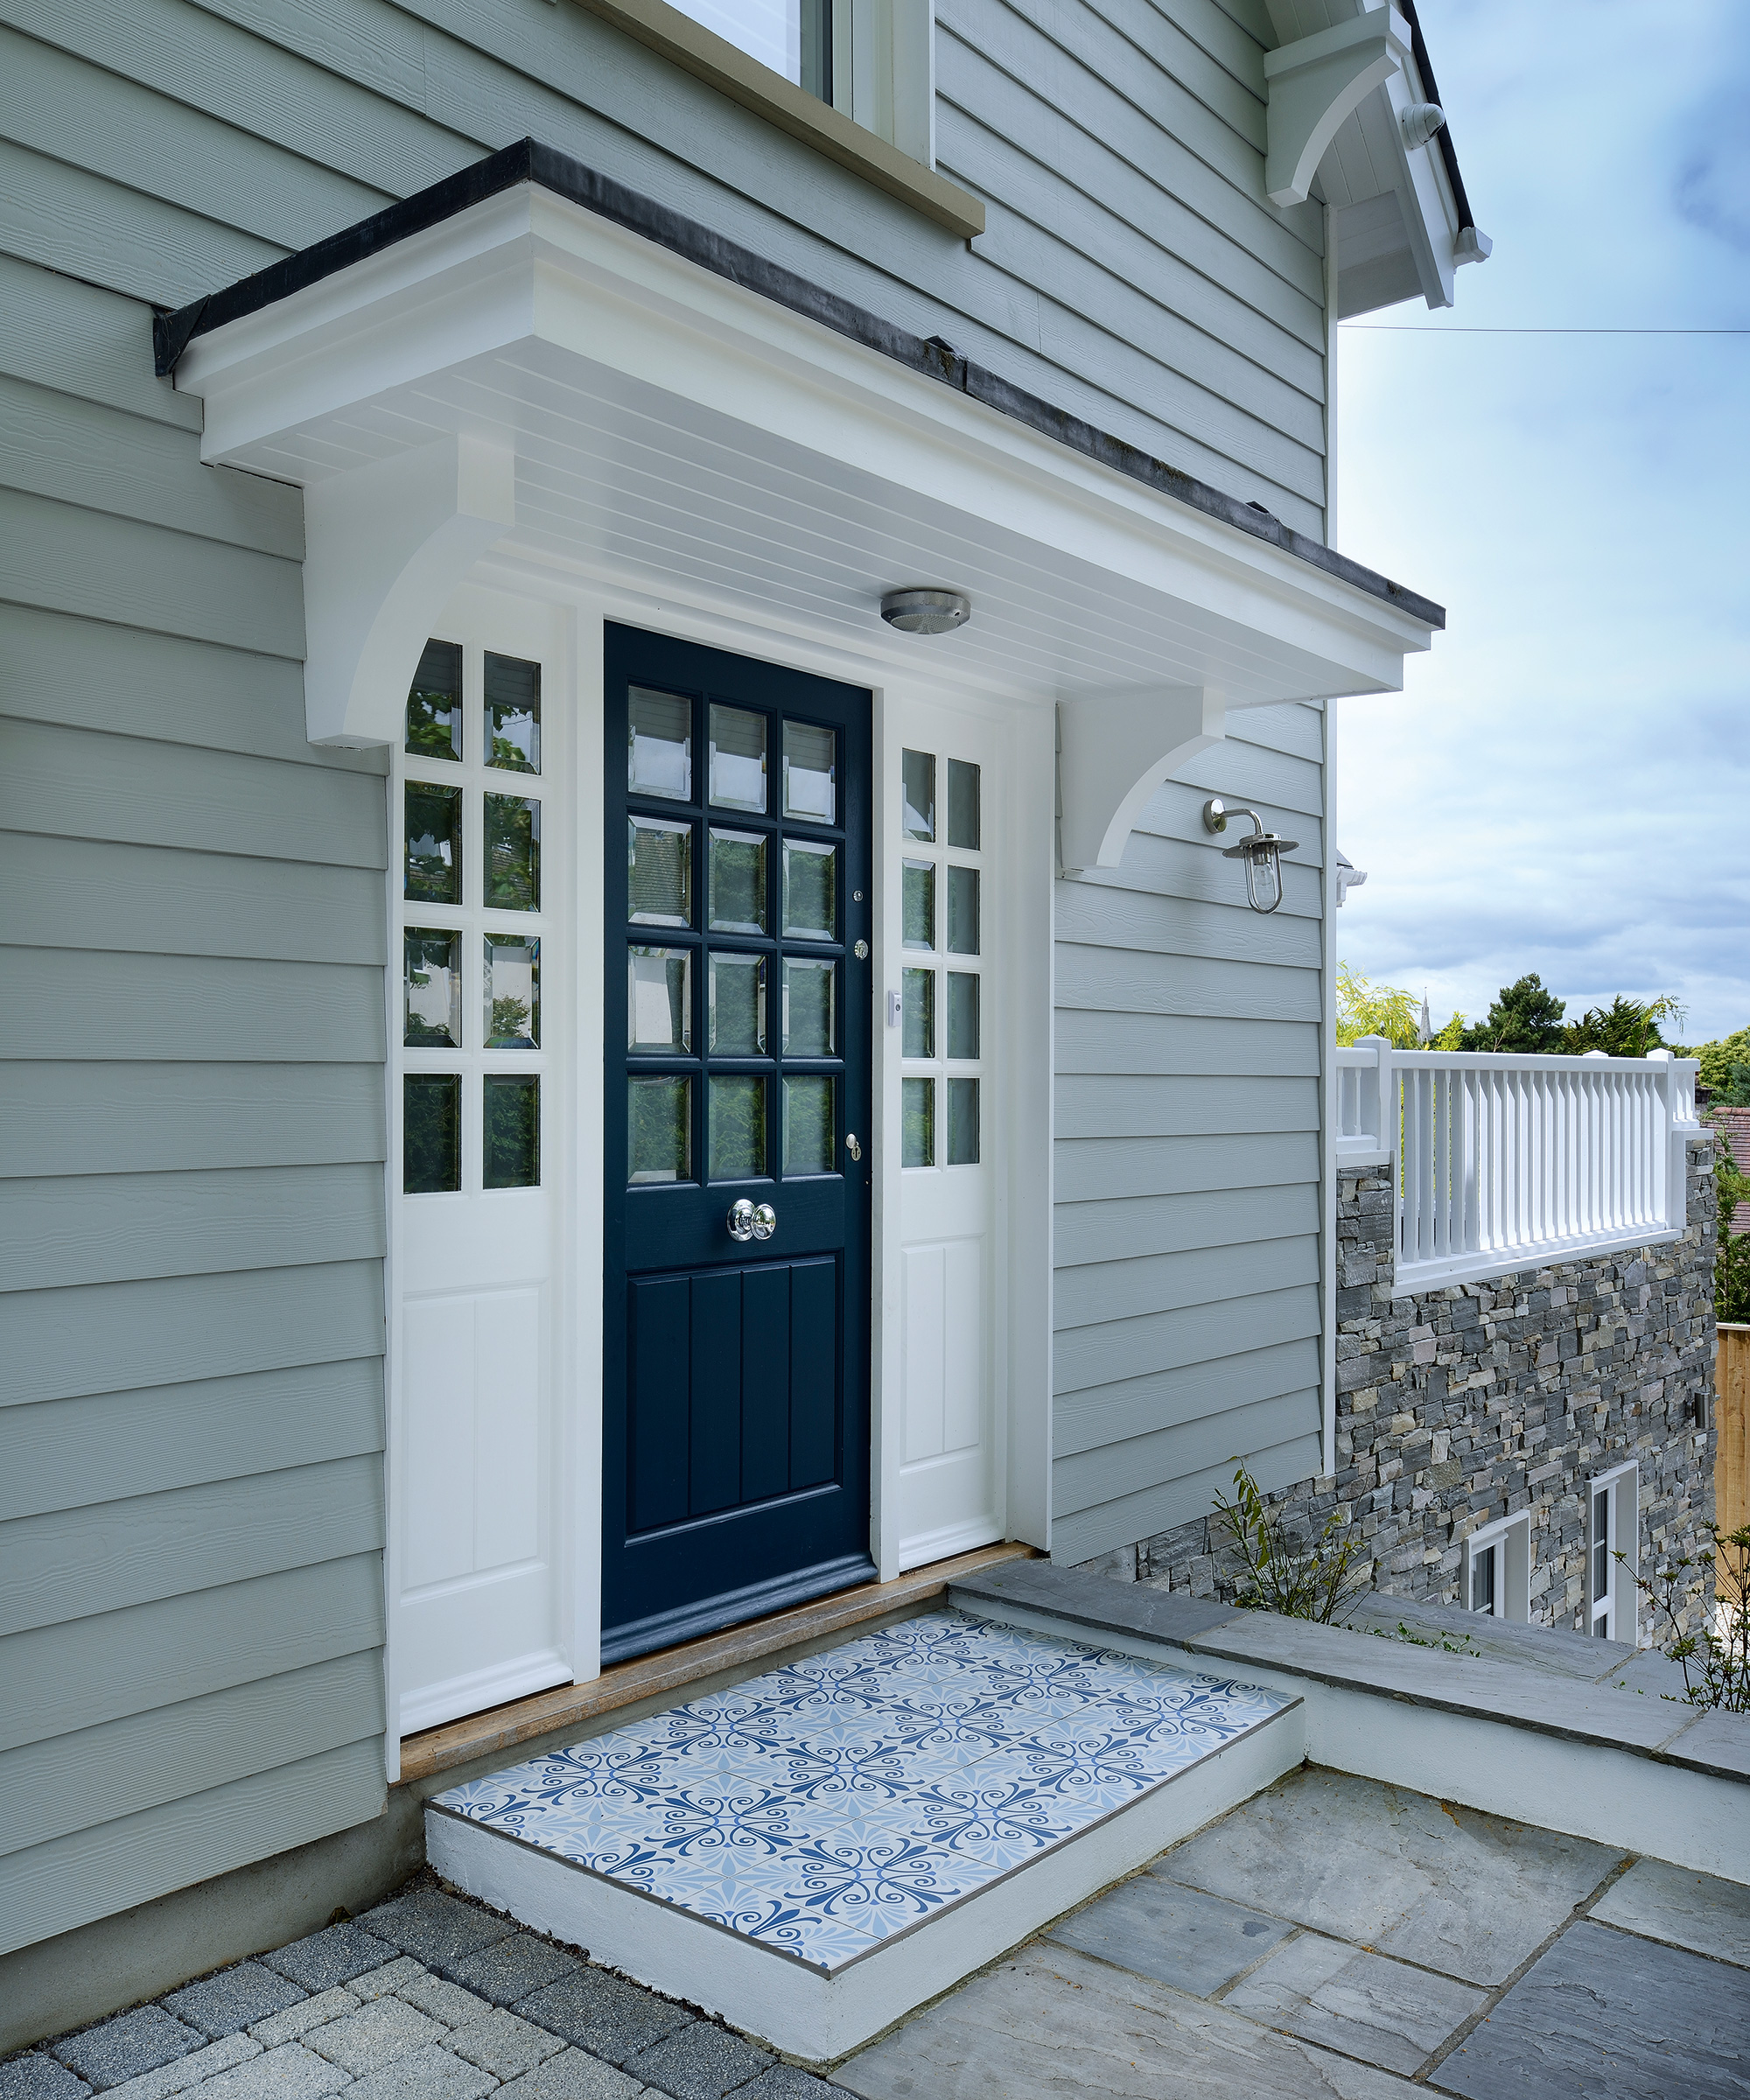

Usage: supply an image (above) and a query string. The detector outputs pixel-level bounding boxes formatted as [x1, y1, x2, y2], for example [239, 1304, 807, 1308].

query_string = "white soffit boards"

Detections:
[173, 184, 1438, 746]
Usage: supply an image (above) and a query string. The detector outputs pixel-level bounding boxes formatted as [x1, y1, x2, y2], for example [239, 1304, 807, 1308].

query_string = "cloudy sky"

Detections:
[1332, 0, 1750, 1046]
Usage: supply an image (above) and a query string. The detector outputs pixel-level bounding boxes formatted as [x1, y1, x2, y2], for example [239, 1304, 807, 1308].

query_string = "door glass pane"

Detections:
[947, 1076, 978, 1166]
[902, 969, 934, 1058]
[902, 1076, 934, 1167]
[902, 858, 934, 949]
[629, 686, 692, 799]
[404, 1073, 460, 1193]
[485, 933, 541, 1048]
[405, 781, 461, 903]
[947, 864, 979, 955]
[783, 720, 836, 822]
[710, 951, 766, 1054]
[629, 948, 692, 1053]
[945, 758, 980, 849]
[485, 652, 541, 774]
[709, 829, 766, 934]
[629, 816, 693, 926]
[1471, 1543, 1495, 1614]
[947, 971, 979, 1060]
[783, 957, 836, 1055]
[404, 928, 461, 1046]
[710, 1074, 766, 1180]
[405, 638, 462, 761]
[783, 839, 836, 939]
[484, 1073, 540, 1188]
[629, 1075, 691, 1183]
[485, 794, 541, 911]
[902, 750, 935, 840]
[710, 704, 767, 812]
[785, 1074, 835, 1174]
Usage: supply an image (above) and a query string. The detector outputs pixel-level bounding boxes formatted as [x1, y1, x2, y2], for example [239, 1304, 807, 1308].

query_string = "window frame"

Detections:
[1463, 1508, 1531, 1623]
[1587, 1460, 1640, 1644]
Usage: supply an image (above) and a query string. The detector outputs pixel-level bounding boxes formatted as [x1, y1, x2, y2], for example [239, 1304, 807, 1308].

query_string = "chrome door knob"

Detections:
[751, 1203, 777, 1241]
[727, 1198, 755, 1242]
[845, 1132, 862, 1162]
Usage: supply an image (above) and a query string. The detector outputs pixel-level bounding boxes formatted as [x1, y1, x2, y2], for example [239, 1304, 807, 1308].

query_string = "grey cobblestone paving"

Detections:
[52, 2008, 205, 2092]
[163, 1970, 306, 2044]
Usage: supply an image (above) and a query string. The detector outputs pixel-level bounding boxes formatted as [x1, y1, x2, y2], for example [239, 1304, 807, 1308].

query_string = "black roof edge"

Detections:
[1399, 0, 1475, 234]
[152, 136, 1445, 633]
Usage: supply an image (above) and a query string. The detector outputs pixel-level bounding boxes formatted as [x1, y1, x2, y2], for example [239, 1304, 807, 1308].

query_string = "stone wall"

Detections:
[1080, 1135, 1719, 1640]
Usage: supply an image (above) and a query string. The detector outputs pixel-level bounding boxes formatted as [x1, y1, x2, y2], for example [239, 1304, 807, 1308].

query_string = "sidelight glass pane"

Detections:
[783, 720, 836, 822]
[785, 1074, 835, 1175]
[484, 933, 540, 1048]
[628, 948, 692, 1054]
[1471, 1543, 1495, 1614]
[783, 838, 836, 939]
[783, 957, 836, 1055]
[709, 829, 766, 934]
[403, 1073, 460, 1193]
[902, 969, 934, 1059]
[485, 652, 542, 774]
[403, 928, 461, 1047]
[710, 951, 766, 1054]
[484, 1073, 540, 1188]
[902, 858, 934, 949]
[405, 638, 462, 761]
[901, 1076, 934, 1168]
[485, 794, 541, 911]
[945, 757, 981, 850]
[947, 864, 980, 955]
[404, 780, 461, 903]
[629, 816, 692, 926]
[709, 704, 767, 812]
[710, 1074, 766, 1180]
[947, 1077, 979, 1166]
[902, 749, 935, 841]
[947, 971, 979, 1060]
[629, 1074, 690, 1183]
[629, 686, 692, 800]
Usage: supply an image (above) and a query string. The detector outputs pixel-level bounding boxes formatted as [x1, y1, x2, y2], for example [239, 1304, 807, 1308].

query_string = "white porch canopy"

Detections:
[167, 147, 1443, 865]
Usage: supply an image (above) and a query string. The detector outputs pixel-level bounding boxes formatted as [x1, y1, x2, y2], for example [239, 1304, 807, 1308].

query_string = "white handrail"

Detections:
[1334, 1040, 1700, 1293]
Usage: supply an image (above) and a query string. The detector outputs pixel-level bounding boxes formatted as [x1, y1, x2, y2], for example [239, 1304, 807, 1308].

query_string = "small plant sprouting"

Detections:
[1211, 1463, 1369, 1623]
[1371, 1620, 1484, 1658]
[1620, 1522, 1750, 1711]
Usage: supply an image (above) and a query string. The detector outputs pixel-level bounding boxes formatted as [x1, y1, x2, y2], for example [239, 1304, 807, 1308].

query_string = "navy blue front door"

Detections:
[602, 626, 873, 1664]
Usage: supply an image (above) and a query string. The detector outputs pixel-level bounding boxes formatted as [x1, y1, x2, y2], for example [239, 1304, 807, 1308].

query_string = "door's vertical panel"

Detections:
[629, 1276, 690, 1533]
[689, 1270, 745, 1516]
[902, 1243, 948, 1463]
[402, 1297, 477, 1589]
[740, 1263, 792, 1502]
[788, 1256, 838, 1489]
[472, 1286, 543, 1570]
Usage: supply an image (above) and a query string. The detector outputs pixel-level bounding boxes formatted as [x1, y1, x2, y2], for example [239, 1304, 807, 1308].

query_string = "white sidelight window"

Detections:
[1588, 1460, 1640, 1642]
[1464, 1509, 1530, 1621]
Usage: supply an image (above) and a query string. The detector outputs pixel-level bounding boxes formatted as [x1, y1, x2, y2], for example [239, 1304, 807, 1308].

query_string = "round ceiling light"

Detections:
[880, 588, 971, 635]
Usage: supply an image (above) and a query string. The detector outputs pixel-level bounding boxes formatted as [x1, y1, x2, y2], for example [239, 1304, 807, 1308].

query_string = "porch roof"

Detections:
[158, 140, 1445, 747]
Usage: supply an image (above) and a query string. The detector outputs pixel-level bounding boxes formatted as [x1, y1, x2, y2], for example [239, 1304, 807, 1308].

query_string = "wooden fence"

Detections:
[1721, 1325, 1749, 1542]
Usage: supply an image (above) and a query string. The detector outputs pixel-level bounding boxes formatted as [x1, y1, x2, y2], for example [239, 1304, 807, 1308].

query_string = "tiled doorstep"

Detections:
[428, 1620, 1306, 2062]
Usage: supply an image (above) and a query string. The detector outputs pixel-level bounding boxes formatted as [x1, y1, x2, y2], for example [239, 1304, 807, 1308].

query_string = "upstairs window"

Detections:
[685, 0, 831, 100]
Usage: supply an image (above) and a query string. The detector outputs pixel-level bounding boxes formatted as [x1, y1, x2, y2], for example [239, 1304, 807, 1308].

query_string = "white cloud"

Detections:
[1334, 0, 1750, 1043]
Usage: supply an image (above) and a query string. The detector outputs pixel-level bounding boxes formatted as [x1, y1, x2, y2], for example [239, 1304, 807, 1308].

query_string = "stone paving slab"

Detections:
[448, 2011, 565, 2082]
[1046, 1873, 1292, 1996]
[498, 2054, 646, 2100]
[342, 1961, 424, 2006]
[354, 1891, 514, 1977]
[344, 2044, 496, 2100]
[52, 2010, 205, 2093]
[625, 2026, 772, 2100]
[162, 1971, 305, 2045]
[1432, 1918, 1750, 2098]
[1223, 1931, 1487, 2076]
[1160, 1766, 1620, 1984]
[190, 2047, 345, 2100]
[1592, 1855, 1750, 1969]
[247, 1992, 357, 2053]
[261, 1927, 396, 1997]
[106, 2037, 261, 2100]
[299, 1999, 444, 2077]
[0, 2057, 94, 2099]
[517, 1973, 694, 2068]
[394, 1974, 484, 2031]
[450, 1936, 579, 2011]
[836, 1943, 1418, 2098]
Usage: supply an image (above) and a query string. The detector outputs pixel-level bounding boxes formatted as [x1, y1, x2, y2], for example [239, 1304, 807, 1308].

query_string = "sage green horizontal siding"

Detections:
[1054, 704, 1329, 1562]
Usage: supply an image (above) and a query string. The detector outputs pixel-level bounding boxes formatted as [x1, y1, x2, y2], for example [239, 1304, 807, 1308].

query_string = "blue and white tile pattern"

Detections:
[436, 1612, 1291, 1973]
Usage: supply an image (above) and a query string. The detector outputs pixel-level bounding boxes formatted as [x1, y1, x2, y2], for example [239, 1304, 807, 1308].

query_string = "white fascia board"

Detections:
[178, 186, 1435, 705]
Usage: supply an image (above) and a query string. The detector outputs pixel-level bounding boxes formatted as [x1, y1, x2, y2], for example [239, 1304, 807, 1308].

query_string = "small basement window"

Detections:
[1463, 1510, 1530, 1622]
[1588, 1460, 1640, 1643]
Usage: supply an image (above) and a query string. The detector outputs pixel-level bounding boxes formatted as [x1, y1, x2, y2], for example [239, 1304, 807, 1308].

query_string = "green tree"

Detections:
[1560, 994, 1683, 1059]
[1335, 963, 1424, 1049]
[1459, 973, 1567, 1054]
[1719, 1148, 1750, 1324]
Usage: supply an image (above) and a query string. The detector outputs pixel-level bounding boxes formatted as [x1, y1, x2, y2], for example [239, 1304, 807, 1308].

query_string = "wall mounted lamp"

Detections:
[1203, 797, 1298, 914]
[881, 588, 971, 634]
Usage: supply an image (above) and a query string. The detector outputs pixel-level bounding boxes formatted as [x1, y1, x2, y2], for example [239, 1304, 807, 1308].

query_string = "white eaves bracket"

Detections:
[1265, 6, 1410, 209]
[302, 434, 515, 746]
[1057, 688, 1226, 876]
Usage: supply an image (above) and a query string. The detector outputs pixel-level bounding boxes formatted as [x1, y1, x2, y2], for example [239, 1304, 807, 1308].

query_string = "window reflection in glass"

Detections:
[485, 794, 541, 911]
[947, 1076, 978, 1166]
[709, 829, 766, 934]
[404, 1073, 460, 1193]
[710, 1074, 766, 1180]
[405, 639, 462, 762]
[629, 1075, 690, 1184]
[628, 948, 692, 1054]
[783, 957, 836, 1055]
[484, 933, 540, 1048]
[783, 838, 836, 939]
[783, 720, 836, 822]
[901, 1076, 934, 1168]
[947, 864, 979, 955]
[629, 816, 693, 926]
[628, 686, 692, 799]
[945, 758, 980, 850]
[785, 1074, 836, 1175]
[902, 858, 934, 949]
[669, 0, 830, 101]
[947, 971, 979, 1060]
[484, 1073, 540, 1188]
[404, 781, 461, 903]
[902, 749, 935, 841]
[485, 652, 541, 774]
[902, 969, 934, 1059]
[404, 928, 461, 1047]
[710, 704, 766, 812]
[710, 951, 766, 1054]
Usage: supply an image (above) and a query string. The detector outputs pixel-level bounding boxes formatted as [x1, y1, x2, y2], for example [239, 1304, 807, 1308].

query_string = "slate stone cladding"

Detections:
[1088, 1139, 1718, 1640]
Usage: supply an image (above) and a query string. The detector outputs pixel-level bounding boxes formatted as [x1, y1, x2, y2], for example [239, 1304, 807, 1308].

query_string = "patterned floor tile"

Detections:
[436, 1610, 1291, 1973]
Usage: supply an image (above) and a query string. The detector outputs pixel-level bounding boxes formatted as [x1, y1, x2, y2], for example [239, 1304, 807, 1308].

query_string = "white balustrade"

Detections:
[1333, 1039, 1701, 1293]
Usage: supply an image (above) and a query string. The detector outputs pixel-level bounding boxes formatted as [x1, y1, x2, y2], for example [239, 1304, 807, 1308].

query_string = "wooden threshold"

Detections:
[398, 1541, 1038, 1786]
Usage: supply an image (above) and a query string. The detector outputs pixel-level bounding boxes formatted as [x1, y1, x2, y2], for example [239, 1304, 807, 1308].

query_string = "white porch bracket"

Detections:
[1056, 687, 1225, 876]
[303, 434, 516, 747]
[1264, 7, 1409, 209]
